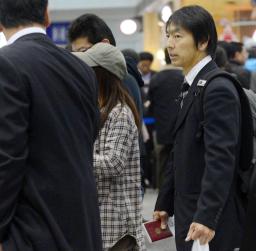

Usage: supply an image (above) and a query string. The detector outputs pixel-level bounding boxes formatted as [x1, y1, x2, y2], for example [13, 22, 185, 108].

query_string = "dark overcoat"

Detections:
[156, 61, 245, 251]
[0, 33, 102, 251]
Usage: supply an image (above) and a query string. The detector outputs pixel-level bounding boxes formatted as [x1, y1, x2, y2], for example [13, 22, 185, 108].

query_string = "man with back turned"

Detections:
[0, 1, 102, 250]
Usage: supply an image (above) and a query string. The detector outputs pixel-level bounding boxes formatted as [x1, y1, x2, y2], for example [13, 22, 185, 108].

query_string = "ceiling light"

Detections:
[120, 19, 137, 35]
[161, 5, 172, 23]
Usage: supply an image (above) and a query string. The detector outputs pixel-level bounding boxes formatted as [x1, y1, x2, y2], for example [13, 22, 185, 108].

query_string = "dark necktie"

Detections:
[180, 81, 190, 108]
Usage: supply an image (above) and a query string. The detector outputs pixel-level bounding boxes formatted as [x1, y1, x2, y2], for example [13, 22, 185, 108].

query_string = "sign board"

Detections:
[47, 22, 70, 45]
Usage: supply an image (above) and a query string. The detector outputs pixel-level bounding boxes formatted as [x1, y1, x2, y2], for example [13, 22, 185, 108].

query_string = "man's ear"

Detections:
[44, 6, 51, 28]
[101, 38, 110, 44]
[198, 40, 209, 52]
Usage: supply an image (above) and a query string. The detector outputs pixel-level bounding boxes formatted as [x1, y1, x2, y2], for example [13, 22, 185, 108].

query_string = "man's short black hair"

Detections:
[218, 41, 244, 60]
[166, 5, 217, 57]
[0, 0, 48, 28]
[228, 42, 244, 59]
[139, 52, 154, 62]
[68, 14, 116, 46]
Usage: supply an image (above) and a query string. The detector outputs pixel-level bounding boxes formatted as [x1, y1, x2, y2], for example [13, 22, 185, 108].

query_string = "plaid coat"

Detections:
[93, 103, 145, 251]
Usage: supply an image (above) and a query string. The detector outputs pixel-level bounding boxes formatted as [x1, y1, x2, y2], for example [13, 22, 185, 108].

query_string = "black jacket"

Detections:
[155, 61, 245, 251]
[227, 60, 251, 89]
[148, 68, 183, 145]
[0, 33, 102, 251]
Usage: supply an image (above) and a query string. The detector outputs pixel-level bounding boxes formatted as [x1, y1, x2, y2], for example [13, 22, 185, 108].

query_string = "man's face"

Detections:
[71, 36, 93, 52]
[166, 23, 205, 74]
[138, 60, 152, 75]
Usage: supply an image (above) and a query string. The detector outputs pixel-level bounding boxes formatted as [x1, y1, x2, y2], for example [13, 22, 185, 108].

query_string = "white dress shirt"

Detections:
[185, 55, 212, 86]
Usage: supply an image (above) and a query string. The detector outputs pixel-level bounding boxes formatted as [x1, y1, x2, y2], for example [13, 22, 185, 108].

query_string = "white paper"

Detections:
[168, 217, 175, 237]
[192, 239, 209, 251]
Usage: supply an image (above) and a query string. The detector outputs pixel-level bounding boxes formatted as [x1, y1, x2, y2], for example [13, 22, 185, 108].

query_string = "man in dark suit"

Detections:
[0, 1, 102, 250]
[154, 5, 245, 251]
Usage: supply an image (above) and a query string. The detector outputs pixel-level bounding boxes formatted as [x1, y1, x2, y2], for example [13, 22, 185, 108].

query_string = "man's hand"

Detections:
[0, 243, 3, 251]
[153, 211, 169, 230]
[185, 222, 215, 245]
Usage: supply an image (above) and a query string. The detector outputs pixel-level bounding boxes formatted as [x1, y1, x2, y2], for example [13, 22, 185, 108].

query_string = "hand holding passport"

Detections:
[143, 220, 173, 243]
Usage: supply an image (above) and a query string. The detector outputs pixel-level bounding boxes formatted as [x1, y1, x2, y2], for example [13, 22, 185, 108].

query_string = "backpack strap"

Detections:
[197, 68, 254, 173]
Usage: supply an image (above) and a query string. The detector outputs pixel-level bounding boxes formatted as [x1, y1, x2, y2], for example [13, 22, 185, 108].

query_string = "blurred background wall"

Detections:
[1, 0, 256, 70]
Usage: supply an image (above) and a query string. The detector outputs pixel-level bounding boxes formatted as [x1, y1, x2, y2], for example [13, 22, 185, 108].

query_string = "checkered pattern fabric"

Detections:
[93, 103, 145, 251]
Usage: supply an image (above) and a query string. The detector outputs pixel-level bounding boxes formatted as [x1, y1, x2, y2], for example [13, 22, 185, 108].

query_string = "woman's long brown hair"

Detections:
[93, 66, 140, 129]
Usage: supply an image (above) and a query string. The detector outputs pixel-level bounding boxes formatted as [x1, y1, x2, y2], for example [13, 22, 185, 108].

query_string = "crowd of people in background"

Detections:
[0, 1, 256, 251]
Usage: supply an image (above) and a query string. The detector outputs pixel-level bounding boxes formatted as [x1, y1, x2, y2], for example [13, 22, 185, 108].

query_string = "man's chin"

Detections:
[171, 61, 181, 67]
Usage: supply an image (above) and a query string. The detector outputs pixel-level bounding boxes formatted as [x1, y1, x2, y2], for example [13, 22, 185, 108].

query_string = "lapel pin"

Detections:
[197, 79, 207, 87]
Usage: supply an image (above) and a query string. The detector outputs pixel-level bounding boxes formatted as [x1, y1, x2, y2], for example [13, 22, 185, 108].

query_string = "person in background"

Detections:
[148, 48, 183, 188]
[73, 43, 145, 251]
[122, 48, 150, 192]
[154, 5, 245, 251]
[245, 47, 256, 92]
[68, 14, 142, 116]
[138, 51, 157, 105]
[221, 41, 251, 89]
[138, 52, 156, 87]
[68, 14, 146, 191]
[0, 0, 102, 250]
[122, 48, 144, 88]
[138, 51, 157, 187]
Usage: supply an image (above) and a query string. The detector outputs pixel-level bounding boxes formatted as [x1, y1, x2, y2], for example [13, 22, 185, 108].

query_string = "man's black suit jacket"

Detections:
[0, 33, 102, 251]
[155, 61, 245, 251]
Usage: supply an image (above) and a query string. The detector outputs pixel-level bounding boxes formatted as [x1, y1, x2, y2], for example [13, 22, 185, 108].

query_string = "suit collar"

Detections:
[7, 27, 46, 45]
[173, 60, 217, 134]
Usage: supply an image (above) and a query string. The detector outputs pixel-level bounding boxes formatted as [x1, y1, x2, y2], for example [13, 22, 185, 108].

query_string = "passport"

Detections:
[143, 220, 173, 243]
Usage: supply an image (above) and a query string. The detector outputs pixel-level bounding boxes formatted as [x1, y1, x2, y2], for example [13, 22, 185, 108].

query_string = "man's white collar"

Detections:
[7, 27, 46, 45]
[185, 56, 212, 86]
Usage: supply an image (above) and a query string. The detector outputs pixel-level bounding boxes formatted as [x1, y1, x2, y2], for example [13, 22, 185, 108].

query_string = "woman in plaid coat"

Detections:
[74, 43, 145, 251]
